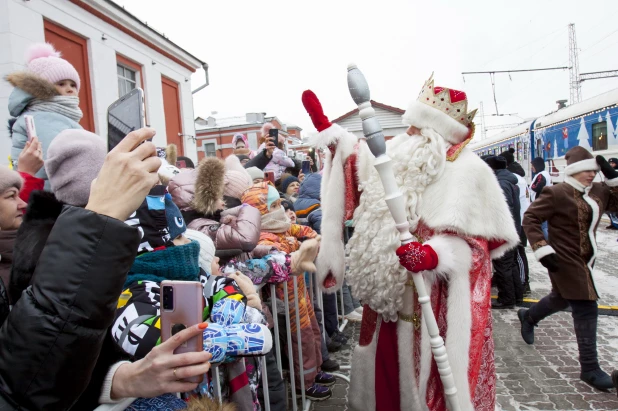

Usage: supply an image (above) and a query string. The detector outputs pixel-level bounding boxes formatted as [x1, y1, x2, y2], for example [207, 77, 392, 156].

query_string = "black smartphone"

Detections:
[301, 160, 311, 175]
[107, 88, 145, 152]
[269, 128, 279, 148]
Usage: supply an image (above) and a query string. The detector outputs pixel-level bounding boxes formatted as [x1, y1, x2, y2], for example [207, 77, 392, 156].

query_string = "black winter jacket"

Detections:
[0, 193, 140, 410]
[494, 169, 522, 230]
[244, 149, 271, 170]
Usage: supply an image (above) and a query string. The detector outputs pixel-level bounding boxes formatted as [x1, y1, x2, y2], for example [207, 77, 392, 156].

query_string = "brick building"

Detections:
[195, 113, 302, 161]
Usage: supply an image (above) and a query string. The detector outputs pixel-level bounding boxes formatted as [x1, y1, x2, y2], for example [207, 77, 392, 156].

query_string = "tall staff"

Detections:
[346, 63, 460, 411]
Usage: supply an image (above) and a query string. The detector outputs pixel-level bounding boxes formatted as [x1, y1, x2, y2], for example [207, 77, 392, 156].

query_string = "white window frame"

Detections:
[117, 64, 139, 97]
[204, 141, 217, 157]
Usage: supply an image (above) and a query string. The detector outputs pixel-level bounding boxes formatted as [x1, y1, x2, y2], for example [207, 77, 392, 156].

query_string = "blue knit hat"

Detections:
[281, 175, 299, 194]
[267, 185, 280, 211]
[165, 193, 186, 240]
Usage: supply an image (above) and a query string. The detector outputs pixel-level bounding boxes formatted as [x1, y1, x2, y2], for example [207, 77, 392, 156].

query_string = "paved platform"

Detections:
[304, 226, 618, 410]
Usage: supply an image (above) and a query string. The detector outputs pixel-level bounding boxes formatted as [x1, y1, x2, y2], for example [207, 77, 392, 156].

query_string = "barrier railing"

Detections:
[95, 270, 353, 411]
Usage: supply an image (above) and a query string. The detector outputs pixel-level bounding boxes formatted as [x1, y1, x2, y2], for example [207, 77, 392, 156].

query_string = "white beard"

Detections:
[346, 128, 447, 321]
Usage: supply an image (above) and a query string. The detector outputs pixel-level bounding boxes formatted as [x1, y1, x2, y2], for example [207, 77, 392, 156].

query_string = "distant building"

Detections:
[1, 0, 207, 161]
[195, 113, 301, 161]
[332, 100, 406, 140]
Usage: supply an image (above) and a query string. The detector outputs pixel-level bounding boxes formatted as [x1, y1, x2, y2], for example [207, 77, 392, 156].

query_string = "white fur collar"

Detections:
[417, 148, 520, 258]
[564, 175, 590, 193]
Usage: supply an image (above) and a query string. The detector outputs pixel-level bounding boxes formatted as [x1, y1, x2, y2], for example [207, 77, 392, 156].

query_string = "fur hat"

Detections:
[246, 167, 264, 181]
[224, 155, 253, 200]
[499, 148, 515, 166]
[185, 229, 216, 273]
[193, 157, 225, 214]
[531, 157, 545, 173]
[565, 146, 599, 176]
[45, 129, 106, 206]
[484, 155, 507, 170]
[25, 43, 80, 91]
[0, 166, 22, 194]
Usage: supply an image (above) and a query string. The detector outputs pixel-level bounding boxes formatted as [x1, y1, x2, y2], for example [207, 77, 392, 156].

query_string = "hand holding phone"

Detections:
[17, 135, 44, 176]
[265, 171, 275, 184]
[301, 160, 311, 175]
[108, 88, 146, 152]
[268, 128, 279, 148]
[160, 280, 205, 383]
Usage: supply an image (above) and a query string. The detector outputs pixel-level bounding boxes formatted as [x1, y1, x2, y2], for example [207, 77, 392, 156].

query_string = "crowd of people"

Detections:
[1, 42, 617, 411]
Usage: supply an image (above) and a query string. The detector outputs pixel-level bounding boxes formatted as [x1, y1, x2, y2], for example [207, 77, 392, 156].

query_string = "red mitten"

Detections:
[396, 242, 438, 272]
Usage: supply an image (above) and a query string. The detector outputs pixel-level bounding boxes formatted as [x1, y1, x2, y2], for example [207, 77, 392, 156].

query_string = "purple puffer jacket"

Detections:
[168, 170, 261, 251]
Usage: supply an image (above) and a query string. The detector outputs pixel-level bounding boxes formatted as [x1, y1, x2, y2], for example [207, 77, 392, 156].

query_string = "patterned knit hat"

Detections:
[165, 193, 186, 240]
[0, 166, 22, 194]
[26, 43, 81, 91]
[125, 185, 173, 254]
[565, 146, 599, 176]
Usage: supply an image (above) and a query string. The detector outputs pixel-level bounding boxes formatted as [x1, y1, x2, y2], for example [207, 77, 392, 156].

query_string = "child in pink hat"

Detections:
[6, 43, 83, 185]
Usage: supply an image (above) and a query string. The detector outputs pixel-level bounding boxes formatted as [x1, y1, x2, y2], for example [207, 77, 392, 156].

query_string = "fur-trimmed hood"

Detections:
[6, 72, 59, 116]
[193, 157, 226, 215]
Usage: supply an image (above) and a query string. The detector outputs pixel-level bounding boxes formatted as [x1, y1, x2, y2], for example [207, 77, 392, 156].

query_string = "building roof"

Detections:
[331, 100, 405, 123]
[75, 0, 206, 71]
[196, 115, 284, 133]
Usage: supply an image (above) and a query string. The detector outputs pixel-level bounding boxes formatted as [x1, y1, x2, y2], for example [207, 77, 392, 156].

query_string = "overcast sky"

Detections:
[117, 0, 618, 140]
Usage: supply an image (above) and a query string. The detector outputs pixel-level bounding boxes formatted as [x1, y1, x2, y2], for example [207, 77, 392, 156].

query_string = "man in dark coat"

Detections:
[520, 147, 618, 390]
[483, 155, 522, 309]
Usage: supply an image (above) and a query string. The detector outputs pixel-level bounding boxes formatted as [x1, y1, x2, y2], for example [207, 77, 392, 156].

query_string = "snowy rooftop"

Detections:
[469, 121, 533, 150]
[535, 88, 618, 129]
[195, 113, 274, 131]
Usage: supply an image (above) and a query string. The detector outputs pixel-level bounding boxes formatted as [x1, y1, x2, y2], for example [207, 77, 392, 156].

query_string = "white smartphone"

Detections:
[107, 88, 145, 152]
[24, 115, 37, 142]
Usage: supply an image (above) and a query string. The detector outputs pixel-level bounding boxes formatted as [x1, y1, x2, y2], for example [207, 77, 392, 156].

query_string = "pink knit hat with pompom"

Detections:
[26, 43, 81, 91]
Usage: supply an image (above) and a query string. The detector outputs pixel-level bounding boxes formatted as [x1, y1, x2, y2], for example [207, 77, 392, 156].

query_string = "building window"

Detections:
[117, 64, 137, 96]
[204, 142, 217, 157]
[592, 121, 608, 151]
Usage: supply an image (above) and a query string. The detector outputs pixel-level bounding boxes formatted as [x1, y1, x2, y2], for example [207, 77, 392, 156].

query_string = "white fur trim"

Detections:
[419, 235, 475, 411]
[309, 123, 357, 149]
[402, 101, 470, 145]
[534, 245, 556, 261]
[565, 158, 599, 176]
[418, 148, 520, 259]
[315, 127, 356, 293]
[582, 186, 600, 292]
[349, 319, 380, 411]
[606, 177, 618, 187]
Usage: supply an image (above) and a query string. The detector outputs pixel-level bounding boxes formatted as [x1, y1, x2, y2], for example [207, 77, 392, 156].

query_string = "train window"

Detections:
[517, 142, 522, 161]
[524, 142, 528, 160]
[592, 121, 608, 151]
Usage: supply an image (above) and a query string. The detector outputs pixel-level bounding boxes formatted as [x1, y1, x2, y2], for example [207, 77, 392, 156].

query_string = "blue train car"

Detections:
[532, 89, 618, 182]
[470, 88, 618, 183]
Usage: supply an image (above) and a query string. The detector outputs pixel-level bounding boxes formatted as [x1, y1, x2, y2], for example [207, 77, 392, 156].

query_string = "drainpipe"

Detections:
[192, 62, 209, 94]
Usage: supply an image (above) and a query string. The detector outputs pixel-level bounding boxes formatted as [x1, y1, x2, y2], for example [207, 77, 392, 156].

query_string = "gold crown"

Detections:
[417, 74, 477, 128]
